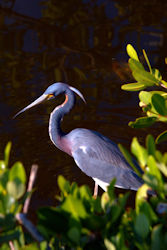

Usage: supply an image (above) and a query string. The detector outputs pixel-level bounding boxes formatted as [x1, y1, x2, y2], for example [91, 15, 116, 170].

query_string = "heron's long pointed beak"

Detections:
[14, 94, 50, 118]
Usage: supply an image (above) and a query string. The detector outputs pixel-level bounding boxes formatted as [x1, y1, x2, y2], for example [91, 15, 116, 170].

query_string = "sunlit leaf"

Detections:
[128, 117, 157, 128]
[118, 144, 141, 175]
[128, 58, 145, 72]
[135, 213, 150, 239]
[152, 68, 162, 81]
[157, 163, 167, 177]
[9, 162, 26, 184]
[61, 195, 88, 219]
[147, 156, 162, 181]
[0, 161, 6, 171]
[58, 175, 70, 194]
[7, 180, 25, 199]
[136, 184, 150, 213]
[101, 192, 110, 210]
[121, 82, 146, 91]
[156, 130, 167, 144]
[139, 91, 152, 105]
[4, 142, 12, 168]
[79, 185, 92, 200]
[143, 49, 152, 73]
[132, 70, 159, 86]
[126, 44, 139, 61]
[104, 238, 116, 250]
[151, 94, 167, 116]
[131, 138, 148, 167]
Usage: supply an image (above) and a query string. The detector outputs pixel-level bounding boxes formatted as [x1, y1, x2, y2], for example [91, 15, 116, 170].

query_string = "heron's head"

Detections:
[14, 82, 85, 118]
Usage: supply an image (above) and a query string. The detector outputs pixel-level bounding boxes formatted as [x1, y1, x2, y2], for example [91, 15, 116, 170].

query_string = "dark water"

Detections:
[0, 0, 167, 210]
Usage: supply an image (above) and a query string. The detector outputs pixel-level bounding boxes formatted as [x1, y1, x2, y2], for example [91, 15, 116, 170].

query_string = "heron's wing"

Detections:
[70, 129, 143, 190]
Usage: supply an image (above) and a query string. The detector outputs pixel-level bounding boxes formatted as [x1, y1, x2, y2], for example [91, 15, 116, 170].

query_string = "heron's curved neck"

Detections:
[49, 89, 75, 151]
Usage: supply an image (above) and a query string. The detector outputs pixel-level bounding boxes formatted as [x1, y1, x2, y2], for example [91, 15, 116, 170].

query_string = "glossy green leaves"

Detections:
[0, 144, 27, 224]
[127, 44, 139, 61]
[122, 44, 162, 91]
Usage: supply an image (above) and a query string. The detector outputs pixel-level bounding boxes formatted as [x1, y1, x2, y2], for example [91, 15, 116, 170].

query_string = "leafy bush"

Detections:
[0, 44, 167, 249]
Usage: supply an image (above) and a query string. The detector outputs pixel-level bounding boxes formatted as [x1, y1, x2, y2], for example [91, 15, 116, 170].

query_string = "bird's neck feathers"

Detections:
[49, 89, 75, 152]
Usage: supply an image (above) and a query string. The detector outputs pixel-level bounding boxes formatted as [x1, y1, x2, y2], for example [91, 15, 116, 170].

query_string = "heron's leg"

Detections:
[93, 182, 98, 198]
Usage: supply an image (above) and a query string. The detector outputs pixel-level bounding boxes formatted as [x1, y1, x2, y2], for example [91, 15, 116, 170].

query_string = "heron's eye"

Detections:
[47, 94, 54, 100]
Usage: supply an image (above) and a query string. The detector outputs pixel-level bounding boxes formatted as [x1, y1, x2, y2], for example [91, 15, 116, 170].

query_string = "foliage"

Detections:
[1, 44, 167, 249]
[0, 142, 27, 249]
[122, 44, 167, 142]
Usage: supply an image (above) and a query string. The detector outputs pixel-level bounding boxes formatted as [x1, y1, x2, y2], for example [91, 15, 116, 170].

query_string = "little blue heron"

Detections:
[15, 82, 143, 195]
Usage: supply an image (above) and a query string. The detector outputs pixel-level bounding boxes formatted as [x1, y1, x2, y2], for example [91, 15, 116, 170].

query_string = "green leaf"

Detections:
[128, 58, 145, 72]
[143, 49, 152, 73]
[136, 184, 150, 213]
[139, 91, 152, 105]
[7, 180, 25, 199]
[0, 228, 21, 244]
[151, 94, 167, 116]
[4, 142, 12, 168]
[151, 225, 162, 250]
[136, 198, 158, 223]
[57, 175, 70, 194]
[121, 82, 146, 91]
[0, 170, 9, 191]
[146, 134, 156, 156]
[126, 44, 139, 61]
[131, 137, 148, 167]
[147, 156, 162, 181]
[157, 163, 167, 177]
[61, 195, 88, 219]
[143, 173, 159, 191]
[156, 130, 167, 144]
[104, 238, 116, 250]
[135, 213, 150, 239]
[0, 193, 15, 214]
[67, 227, 80, 244]
[118, 144, 141, 175]
[0, 161, 6, 171]
[129, 117, 157, 128]
[79, 185, 92, 200]
[37, 207, 68, 235]
[152, 68, 162, 81]
[9, 162, 26, 184]
[132, 69, 159, 86]
[101, 192, 110, 210]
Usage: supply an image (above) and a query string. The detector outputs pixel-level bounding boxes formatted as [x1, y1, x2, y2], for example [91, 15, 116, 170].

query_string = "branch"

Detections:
[23, 164, 38, 214]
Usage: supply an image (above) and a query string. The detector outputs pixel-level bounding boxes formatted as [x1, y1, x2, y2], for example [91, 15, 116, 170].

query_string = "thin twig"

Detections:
[16, 213, 44, 243]
[23, 164, 38, 214]
[9, 241, 15, 250]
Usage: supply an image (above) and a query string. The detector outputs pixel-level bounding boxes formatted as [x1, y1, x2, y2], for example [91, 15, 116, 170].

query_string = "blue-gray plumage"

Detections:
[15, 82, 143, 194]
